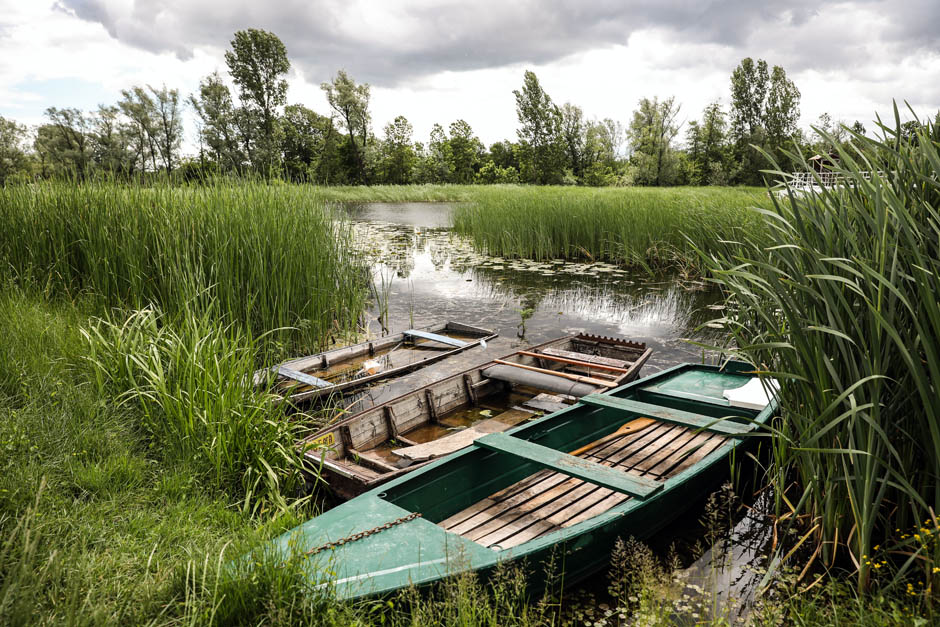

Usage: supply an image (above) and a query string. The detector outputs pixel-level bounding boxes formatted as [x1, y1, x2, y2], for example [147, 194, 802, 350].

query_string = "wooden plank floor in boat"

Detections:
[439, 422, 729, 549]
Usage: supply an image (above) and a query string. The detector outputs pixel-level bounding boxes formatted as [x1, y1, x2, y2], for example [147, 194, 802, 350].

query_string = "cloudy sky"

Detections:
[2, 1, 939, 149]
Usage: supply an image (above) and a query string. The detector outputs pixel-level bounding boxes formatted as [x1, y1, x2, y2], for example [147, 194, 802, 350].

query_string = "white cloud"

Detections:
[0, 0, 937, 152]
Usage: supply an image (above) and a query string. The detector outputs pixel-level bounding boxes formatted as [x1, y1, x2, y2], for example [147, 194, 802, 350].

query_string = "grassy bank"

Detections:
[0, 181, 369, 351]
[701, 114, 940, 597]
[452, 186, 771, 269]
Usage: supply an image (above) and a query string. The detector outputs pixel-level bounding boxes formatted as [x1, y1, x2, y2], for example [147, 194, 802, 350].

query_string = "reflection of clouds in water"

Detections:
[352, 219, 724, 367]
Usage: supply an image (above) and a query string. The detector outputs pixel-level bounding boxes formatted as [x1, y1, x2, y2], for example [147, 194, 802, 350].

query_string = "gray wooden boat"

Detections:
[255, 321, 497, 404]
[300, 333, 652, 499]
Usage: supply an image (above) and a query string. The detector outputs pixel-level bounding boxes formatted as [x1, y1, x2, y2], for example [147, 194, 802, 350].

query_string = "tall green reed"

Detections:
[453, 186, 770, 270]
[0, 181, 368, 351]
[699, 108, 940, 593]
[82, 304, 306, 516]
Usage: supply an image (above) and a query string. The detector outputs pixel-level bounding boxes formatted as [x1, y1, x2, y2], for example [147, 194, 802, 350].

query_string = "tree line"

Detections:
[0, 28, 919, 187]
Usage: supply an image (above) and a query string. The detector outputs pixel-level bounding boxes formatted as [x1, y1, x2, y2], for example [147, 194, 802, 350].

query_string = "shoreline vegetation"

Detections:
[2, 114, 940, 624]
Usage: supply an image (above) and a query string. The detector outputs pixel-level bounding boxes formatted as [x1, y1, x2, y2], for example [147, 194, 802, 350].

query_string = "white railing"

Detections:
[787, 170, 881, 191]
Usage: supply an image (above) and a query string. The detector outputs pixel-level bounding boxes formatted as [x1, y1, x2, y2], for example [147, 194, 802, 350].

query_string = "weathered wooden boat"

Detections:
[255, 321, 496, 404]
[262, 361, 778, 600]
[299, 333, 652, 499]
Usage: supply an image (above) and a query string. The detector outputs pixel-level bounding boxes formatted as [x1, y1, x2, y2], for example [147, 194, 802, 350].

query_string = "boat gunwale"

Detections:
[257, 320, 498, 403]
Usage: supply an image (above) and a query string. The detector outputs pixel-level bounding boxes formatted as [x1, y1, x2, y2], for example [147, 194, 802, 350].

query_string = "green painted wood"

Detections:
[403, 329, 469, 348]
[580, 395, 754, 435]
[276, 366, 332, 389]
[473, 432, 662, 499]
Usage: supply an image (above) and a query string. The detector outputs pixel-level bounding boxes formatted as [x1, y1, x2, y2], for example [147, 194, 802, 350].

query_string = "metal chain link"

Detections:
[304, 512, 422, 556]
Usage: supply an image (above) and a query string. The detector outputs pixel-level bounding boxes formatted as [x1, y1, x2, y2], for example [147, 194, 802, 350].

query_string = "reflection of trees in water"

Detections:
[354, 221, 724, 339]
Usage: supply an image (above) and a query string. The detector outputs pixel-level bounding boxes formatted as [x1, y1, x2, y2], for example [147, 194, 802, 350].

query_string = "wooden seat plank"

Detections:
[475, 433, 662, 498]
[540, 347, 630, 368]
[402, 329, 468, 348]
[276, 365, 332, 389]
[580, 395, 754, 435]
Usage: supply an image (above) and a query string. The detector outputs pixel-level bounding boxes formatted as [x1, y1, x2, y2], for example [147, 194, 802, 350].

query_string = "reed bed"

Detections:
[0, 181, 368, 351]
[700, 112, 940, 595]
[452, 186, 771, 269]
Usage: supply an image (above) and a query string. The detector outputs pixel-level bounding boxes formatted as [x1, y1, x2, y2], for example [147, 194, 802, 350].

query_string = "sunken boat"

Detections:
[255, 321, 496, 404]
[299, 333, 652, 499]
[261, 361, 778, 600]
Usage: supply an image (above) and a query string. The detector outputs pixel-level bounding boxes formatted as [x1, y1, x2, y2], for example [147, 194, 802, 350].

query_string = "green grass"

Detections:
[452, 186, 772, 270]
[700, 110, 940, 597]
[0, 181, 369, 352]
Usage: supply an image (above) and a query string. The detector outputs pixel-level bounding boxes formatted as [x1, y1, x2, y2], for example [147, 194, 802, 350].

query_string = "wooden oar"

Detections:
[568, 418, 657, 457]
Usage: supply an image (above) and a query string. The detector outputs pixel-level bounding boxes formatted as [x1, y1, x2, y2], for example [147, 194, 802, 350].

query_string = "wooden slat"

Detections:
[540, 347, 630, 368]
[276, 366, 332, 389]
[517, 351, 629, 373]
[441, 424, 673, 534]
[403, 329, 468, 348]
[475, 433, 662, 498]
[580, 395, 754, 435]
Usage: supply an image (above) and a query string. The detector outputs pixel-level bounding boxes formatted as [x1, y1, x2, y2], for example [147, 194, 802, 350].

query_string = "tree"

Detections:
[627, 96, 681, 185]
[0, 116, 30, 185]
[90, 105, 133, 174]
[686, 101, 729, 185]
[43, 107, 92, 178]
[513, 71, 566, 184]
[321, 70, 371, 183]
[119, 87, 158, 172]
[281, 104, 338, 182]
[729, 57, 801, 184]
[224, 29, 290, 174]
[149, 85, 182, 173]
[447, 119, 483, 184]
[379, 115, 415, 184]
[559, 103, 586, 180]
[190, 72, 243, 173]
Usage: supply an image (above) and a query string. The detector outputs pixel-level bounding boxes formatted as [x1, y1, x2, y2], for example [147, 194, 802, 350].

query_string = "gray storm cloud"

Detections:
[56, 0, 940, 86]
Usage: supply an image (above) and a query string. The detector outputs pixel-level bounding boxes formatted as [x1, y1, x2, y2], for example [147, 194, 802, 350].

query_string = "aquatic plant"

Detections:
[700, 107, 940, 595]
[452, 186, 771, 270]
[0, 180, 369, 351]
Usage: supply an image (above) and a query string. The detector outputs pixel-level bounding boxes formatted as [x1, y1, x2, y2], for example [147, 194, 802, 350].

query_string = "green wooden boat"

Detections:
[260, 362, 779, 600]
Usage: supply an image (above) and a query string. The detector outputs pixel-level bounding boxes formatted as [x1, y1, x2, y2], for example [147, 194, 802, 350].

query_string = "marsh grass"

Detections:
[699, 108, 940, 597]
[0, 181, 369, 352]
[453, 186, 771, 270]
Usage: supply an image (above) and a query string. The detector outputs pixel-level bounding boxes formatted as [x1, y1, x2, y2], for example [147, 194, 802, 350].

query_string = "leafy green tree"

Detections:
[487, 141, 519, 171]
[42, 107, 92, 178]
[379, 115, 416, 184]
[729, 57, 801, 184]
[627, 96, 681, 186]
[190, 72, 243, 173]
[89, 105, 132, 174]
[119, 87, 158, 172]
[559, 103, 586, 180]
[281, 104, 338, 182]
[321, 70, 371, 183]
[149, 85, 182, 173]
[225, 28, 290, 175]
[686, 101, 729, 185]
[513, 70, 565, 184]
[0, 115, 30, 184]
[447, 119, 483, 183]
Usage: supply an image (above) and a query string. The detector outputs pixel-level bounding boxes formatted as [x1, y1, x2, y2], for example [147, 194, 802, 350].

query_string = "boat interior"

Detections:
[263, 323, 493, 398]
[305, 335, 652, 494]
[379, 365, 768, 551]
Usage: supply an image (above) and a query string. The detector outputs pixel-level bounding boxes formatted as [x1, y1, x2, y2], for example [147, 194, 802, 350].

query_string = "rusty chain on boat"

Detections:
[304, 512, 422, 556]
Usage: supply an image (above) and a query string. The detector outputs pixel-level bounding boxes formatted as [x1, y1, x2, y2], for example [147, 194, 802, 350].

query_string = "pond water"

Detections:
[335, 202, 770, 618]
